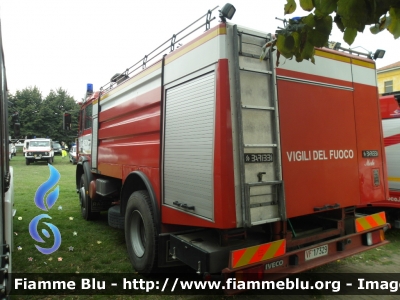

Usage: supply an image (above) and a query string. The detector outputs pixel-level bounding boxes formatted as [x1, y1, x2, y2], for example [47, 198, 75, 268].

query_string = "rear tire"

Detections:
[125, 190, 157, 273]
[79, 174, 99, 220]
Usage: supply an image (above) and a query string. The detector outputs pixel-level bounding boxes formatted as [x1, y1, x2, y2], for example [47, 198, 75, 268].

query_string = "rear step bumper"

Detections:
[222, 224, 389, 294]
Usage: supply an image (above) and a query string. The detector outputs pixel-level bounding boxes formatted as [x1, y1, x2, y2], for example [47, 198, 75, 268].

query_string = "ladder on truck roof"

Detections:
[232, 25, 286, 227]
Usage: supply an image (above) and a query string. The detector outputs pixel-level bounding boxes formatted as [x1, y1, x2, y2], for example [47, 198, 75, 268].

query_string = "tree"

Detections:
[268, 0, 400, 63]
[41, 88, 79, 142]
[8, 86, 43, 139]
[8, 87, 79, 142]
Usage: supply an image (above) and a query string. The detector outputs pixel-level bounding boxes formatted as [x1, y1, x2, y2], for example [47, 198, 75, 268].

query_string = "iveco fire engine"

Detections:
[71, 4, 390, 290]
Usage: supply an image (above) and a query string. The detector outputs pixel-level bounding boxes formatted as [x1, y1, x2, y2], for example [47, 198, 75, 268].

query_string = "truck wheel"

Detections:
[25, 159, 30, 165]
[79, 174, 98, 220]
[48, 157, 53, 164]
[125, 190, 157, 273]
[108, 205, 124, 230]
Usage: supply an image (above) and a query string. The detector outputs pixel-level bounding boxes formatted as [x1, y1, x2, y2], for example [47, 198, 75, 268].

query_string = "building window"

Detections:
[384, 80, 393, 93]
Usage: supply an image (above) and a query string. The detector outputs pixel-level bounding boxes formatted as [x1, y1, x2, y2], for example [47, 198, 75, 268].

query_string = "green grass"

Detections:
[10, 155, 209, 300]
[11, 155, 131, 274]
[327, 229, 400, 268]
[9, 153, 400, 299]
[10, 155, 146, 300]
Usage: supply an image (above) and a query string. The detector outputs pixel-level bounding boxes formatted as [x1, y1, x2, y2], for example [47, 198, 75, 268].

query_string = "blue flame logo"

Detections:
[34, 164, 60, 210]
[29, 164, 62, 254]
[29, 214, 61, 254]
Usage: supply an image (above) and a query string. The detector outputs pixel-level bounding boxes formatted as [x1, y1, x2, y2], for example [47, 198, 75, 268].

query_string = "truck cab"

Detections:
[24, 138, 54, 165]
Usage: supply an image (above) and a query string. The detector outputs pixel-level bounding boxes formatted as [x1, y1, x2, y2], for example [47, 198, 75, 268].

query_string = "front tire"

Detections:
[125, 190, 157, 273]
[79, 174, 98, 220]
[25, 158, 30, 165]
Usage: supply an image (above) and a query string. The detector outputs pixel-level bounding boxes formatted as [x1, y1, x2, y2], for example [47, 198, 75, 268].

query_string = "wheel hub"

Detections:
[80, 186, 86, 208]
[130, 210, 146, 258]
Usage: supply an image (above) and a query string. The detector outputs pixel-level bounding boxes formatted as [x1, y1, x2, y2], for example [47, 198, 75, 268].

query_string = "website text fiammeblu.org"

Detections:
[13, 276, 400, 295]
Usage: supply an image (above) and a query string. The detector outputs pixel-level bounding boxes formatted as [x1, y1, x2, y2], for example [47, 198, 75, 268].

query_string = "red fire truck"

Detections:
[73, 4, 389, 288]
[363, 95, 400, 213]
[379, 94, 400, 204]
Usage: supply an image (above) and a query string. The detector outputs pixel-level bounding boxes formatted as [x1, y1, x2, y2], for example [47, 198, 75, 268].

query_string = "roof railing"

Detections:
[327, 42, 385, 60]
[99, 5, 219, 95]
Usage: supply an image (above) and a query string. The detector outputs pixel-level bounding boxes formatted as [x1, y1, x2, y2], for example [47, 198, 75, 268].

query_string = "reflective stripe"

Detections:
[355, 212, 386, 232]
[388, 177, 400, 182]
[315, 49, 350, 63]
[231, 239, 286, 269]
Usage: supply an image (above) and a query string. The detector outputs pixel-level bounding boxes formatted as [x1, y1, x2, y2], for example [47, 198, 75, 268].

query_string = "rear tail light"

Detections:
[235, 265, 263, 282]
[363, 229, 385, 246]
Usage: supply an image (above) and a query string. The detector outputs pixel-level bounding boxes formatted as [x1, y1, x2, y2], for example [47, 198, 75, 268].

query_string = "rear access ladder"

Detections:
[232, 25, 286, 227]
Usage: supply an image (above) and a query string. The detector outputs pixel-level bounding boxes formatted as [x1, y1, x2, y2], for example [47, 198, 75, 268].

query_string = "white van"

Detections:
[24, 138, 54, 165]
[23, 139, 30, 153]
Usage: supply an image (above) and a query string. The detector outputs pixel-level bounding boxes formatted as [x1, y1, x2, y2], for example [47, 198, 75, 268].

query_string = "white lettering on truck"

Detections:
[329, 149, 354, 160]
[265, 259, 284, 270]
[286, 149, 354, 162]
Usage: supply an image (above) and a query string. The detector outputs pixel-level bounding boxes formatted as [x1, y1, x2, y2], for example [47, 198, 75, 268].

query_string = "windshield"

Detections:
[53, 143, 61, 148]
[29, 141, 50, 147]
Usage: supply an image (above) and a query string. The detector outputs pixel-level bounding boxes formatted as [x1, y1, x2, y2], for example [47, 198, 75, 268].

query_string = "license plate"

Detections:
[305, 244, 328, 261]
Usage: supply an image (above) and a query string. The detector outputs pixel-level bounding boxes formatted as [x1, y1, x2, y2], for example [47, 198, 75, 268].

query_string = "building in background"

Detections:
[377, 61, 400, 97]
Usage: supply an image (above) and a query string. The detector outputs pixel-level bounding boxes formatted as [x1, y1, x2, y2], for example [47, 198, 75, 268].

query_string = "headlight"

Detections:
[28, 152, 32, 156]
[45, 152, 48, 155]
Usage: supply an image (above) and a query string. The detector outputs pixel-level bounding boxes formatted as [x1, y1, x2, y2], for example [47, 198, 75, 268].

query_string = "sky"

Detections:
[0, 0, 398, 102]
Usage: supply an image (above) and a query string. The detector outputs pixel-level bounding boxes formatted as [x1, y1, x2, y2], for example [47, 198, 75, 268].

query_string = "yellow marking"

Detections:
[97, 26, 226, 102]
[262, 239, 284, 261]
[351, 58, 375, 69]
[388, 177, 400, 182]
[373, 214, 386, 225]
[165, 26, 226, 65]
[356, 212, 386, 232]
[233, 239, 285, 268]
[99, 61, 162, 102]
[315, 49, 375, 69]
[356, 217, 372, 230]
[234, 245, 259, 268]
[315, 50, 350, 63]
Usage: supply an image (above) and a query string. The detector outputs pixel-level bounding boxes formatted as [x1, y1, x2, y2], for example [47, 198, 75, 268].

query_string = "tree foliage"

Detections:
[268, 0, 400, 63]
[8, 87, 80, 143]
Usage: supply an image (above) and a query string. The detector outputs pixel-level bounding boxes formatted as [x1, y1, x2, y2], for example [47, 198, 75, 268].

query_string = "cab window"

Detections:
[84, 104, 92, 129]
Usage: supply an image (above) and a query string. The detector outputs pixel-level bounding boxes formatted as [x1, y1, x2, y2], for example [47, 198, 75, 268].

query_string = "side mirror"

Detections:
[63, 113, 71, 130]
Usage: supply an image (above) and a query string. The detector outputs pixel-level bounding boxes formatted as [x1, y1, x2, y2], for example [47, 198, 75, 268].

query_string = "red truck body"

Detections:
[368, 94, 400, 207]
[74, 10, 389, 291]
